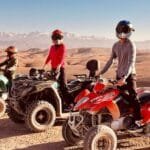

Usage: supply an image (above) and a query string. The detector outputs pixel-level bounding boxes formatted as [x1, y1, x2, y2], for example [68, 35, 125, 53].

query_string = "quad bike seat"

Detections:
[86, 59, 100, 77]
[67, 59, 100, 92]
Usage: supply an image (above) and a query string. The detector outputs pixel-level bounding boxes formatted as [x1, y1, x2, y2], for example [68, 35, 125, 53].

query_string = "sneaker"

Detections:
[128, 122, 143, 133]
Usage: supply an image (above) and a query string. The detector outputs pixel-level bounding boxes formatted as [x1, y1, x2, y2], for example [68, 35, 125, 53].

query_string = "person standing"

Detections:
[43, 29, 67, 91]
[97, 20, 141, 130]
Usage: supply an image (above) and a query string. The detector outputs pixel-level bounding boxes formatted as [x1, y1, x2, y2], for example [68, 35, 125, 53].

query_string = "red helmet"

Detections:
[51, 29, 63, 40]
[52, 29, 63, 36]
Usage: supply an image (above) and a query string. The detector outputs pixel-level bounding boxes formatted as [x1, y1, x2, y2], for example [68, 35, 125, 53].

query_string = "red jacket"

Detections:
[45, 44, 66, 68]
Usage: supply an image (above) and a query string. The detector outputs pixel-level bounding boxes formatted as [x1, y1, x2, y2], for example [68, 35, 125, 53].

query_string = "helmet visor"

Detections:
[51, 34, 63, 41]
[116, 25, 131, 34]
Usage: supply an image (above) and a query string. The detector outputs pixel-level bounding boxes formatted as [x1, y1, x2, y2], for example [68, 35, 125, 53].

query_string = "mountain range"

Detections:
[0, 31, 150, 50]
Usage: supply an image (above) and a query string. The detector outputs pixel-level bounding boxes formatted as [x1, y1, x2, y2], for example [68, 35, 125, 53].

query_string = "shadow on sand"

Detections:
[0, 116, 65, 140]
[15, 141, 65, 150]
[0, 117, 31, 139]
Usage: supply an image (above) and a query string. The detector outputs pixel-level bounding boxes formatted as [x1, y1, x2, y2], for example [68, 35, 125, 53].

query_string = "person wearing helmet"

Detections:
[43, 29, 68, 94]
[97, 20, 141, 130]
[0, 46, 18, 88]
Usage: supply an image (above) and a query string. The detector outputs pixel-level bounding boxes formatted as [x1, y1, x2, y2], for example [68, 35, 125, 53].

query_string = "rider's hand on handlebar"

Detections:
[95, 75, 100, 80]
[116, 78, 126, 86]
[96, 72, 103, 79]
[96, 72, 101, 77]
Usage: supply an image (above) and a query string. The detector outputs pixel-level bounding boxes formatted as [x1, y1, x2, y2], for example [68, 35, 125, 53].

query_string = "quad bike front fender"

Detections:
[141, 102, 150, 124]
[29, 86, 63, 117]
[88, 101, 120, 120]
[138, 90, 150, 124]
[29, 81, 57, 94]
[138, 88, 150, 105]
[49, 86, 63, 117]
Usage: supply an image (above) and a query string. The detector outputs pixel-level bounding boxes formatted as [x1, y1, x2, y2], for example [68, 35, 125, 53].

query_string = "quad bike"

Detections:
[62, 78, 150, 150]
[0, 69, 9, 118]
[7, 59, 99, 132]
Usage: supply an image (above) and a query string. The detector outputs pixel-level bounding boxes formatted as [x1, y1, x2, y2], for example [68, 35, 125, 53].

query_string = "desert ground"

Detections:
[0, 48, 150, 150]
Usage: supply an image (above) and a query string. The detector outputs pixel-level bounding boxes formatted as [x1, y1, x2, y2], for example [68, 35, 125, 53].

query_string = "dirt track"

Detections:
[0, 115, 150, 150]
[0, 115, 65, 150]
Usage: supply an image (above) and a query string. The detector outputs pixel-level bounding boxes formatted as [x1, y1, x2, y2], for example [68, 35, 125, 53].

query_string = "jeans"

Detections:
[117, 74, 141, 120]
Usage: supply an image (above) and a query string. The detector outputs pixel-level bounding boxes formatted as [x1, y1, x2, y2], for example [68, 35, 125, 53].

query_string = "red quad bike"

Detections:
[62, 78, 150, 150]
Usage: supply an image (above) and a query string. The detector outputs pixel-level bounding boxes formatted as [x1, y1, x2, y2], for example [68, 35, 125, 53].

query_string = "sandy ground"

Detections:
[0, 49, 150, 150]
[0, 115, 150, 150]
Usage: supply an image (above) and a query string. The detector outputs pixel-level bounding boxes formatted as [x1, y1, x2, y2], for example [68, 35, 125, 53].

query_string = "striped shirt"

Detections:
[100, 39, 136, 79]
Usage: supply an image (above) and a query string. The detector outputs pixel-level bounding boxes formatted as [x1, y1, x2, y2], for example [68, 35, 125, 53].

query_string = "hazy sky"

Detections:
[0, 0, 150, 41]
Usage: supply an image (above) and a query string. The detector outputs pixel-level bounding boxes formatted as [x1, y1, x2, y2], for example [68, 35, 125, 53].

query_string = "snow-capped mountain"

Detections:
[0, 32, 150, 50]
[0, 32, 51, 50]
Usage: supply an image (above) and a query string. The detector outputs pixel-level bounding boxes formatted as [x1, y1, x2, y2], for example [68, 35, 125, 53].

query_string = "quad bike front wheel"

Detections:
[25, 100, 56, 132]
[0, 98, 6, 118]
[84, 125, 117, 150]
[62, 119, 82, 146]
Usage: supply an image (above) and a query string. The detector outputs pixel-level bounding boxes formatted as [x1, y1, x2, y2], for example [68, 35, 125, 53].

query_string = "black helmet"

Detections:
[116, 20, 135, 39]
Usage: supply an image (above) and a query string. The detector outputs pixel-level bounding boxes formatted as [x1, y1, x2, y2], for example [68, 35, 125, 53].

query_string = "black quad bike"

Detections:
[7, 59, 99, 132]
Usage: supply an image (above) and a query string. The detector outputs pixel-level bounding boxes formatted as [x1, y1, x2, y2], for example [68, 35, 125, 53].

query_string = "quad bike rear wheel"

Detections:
[25, 100, 56, 132]
[0, 98, 6, 118]
[62, 119, 82, 146]
[84, 125, 117, 150]
[7, 107, 25, 123]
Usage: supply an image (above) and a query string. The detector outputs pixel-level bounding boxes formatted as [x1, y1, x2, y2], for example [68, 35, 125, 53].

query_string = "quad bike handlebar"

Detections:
[73, 74, 87, 79]
[96, 74, 125, 86]
[108, 79, 118, 85]
[73, 74, 103, 82]
[29, 68, 55, 80]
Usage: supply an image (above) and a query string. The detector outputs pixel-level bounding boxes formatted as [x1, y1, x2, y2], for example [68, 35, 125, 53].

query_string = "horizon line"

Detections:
[0, 31, 150, 42]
